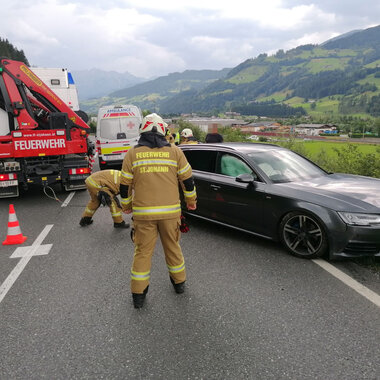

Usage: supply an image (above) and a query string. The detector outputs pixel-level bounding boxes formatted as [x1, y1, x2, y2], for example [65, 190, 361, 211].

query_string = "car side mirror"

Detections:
[236, 173, 255, 183]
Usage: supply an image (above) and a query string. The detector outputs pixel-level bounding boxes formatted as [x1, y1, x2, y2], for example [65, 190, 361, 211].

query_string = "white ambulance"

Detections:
[96, 104, 143, 169]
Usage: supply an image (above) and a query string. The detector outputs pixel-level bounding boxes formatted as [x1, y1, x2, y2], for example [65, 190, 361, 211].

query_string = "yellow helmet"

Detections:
[139, 113, 168, 136]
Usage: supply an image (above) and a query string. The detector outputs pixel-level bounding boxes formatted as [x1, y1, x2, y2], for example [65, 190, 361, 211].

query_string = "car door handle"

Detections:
[210, 184, 221, 190]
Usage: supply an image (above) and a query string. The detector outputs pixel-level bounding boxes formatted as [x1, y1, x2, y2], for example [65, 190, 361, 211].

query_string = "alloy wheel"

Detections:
[280, 213, 327, 258]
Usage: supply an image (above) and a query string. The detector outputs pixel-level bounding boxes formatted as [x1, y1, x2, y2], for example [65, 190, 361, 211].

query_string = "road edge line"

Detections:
[313, 259, 380, 308]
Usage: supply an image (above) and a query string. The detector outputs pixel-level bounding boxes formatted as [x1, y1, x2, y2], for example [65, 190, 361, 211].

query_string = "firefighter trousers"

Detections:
[82, 183, 123, 223]
[131, 218, 186, 294]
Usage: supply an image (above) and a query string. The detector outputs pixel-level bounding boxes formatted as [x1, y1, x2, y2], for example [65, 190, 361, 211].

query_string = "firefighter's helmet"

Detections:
[181, 128, 193, 138]
[139, 113, 168, 136]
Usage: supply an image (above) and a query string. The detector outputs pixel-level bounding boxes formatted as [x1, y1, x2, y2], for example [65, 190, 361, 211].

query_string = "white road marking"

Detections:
[11, 244, 53, 258]
[0, 224, 53, 304]
[313, 259, 380, 308]
[61, 191, 76, 207]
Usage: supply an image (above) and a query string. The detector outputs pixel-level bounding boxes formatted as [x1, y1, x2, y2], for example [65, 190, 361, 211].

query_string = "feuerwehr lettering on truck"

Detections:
[14, 139, 66, 150]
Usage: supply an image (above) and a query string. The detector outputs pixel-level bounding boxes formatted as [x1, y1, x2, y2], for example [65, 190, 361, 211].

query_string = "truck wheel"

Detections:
[75, 110, 89, 123]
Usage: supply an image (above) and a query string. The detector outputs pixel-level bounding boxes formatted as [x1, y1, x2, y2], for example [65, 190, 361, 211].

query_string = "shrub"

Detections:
[311, 144, 380, 178]
[177, 119, 206, 142]
[218, 126, 246, 142]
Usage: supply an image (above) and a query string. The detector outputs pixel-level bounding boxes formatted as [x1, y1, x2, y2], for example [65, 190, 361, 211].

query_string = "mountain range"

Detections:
[79, 68, 231, 114]
[72, 68, 146, 100]
[79, 25, 380, 118]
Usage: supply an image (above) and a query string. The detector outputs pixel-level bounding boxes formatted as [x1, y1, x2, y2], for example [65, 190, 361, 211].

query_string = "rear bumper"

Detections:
[99, 157, 123, 169]
[0, 183, 19, 197]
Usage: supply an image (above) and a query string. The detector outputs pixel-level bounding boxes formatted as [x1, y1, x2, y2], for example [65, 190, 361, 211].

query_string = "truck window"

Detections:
[99, 117, 140, 140]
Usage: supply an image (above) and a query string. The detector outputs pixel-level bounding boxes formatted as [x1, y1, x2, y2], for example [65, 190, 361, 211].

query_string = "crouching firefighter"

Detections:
[79, 169, 130, 228]
[120, 113, 197, 309]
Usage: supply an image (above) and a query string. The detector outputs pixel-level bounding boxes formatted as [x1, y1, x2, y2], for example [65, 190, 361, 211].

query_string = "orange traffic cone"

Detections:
[2, 204, 27, 245]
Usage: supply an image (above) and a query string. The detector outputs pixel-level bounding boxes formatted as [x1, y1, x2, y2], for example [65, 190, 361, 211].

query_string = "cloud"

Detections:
[0, 0, 379, 77]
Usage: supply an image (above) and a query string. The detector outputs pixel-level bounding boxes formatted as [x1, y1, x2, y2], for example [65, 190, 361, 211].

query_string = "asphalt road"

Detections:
[0, 182, 379, 380]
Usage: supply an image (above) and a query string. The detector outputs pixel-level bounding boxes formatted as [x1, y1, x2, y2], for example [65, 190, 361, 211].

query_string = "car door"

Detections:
[209, 152, 269, 235]
[182, 148, 218, 218]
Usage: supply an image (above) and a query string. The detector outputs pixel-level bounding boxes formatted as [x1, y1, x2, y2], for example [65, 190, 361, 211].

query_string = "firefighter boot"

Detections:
[114, 221, 130, 229]
[132, 286, 149, 309]
[79, 217, 93, 226]
[170, 276, 185, 294]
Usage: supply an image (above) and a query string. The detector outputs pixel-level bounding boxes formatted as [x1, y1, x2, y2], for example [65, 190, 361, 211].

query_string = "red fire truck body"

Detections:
[0, 58, 93, 197]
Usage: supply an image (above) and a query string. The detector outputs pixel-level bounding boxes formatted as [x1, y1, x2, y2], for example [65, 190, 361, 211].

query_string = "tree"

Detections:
[0, 37, 29, 64]
[372, 117, 380, 136]
[142, 109, 152, 117]
[176, 119, 206, 142]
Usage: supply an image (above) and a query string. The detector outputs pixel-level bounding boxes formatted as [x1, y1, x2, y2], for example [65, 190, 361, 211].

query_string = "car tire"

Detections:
[279, 211, 328, 259]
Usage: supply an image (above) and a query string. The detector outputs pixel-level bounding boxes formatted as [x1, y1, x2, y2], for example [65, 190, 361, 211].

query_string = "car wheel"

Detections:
[279, 212, 328, 259]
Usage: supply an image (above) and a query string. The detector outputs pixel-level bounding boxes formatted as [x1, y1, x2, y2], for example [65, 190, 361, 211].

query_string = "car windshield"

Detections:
[247, 149, 326, 183]
[100, 117, 140, 140]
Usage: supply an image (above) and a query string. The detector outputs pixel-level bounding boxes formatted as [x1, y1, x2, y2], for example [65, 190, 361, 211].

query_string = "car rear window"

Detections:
[183, 150, 217, 173]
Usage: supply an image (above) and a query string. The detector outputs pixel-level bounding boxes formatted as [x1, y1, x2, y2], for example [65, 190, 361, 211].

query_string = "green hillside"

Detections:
[81, 25, 380, 118]
[80, 68, 231, 114]
[160, 25, 380, 116]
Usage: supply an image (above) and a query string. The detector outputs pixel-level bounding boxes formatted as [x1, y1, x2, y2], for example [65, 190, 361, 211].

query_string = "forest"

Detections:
[0, 37, 29, 64]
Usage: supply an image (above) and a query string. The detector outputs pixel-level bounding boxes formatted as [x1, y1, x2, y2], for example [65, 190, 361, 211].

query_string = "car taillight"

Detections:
[0, 173, 17, 180]
[69, 168, 90, 175]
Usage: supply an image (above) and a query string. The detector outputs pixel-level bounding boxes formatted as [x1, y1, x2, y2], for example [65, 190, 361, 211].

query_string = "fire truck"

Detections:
[0, 58, 94, 198]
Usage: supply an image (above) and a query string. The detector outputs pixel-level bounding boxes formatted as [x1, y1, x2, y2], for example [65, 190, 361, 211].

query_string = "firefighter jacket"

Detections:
[120, 145, 197, 220]
[85, 169, 121, 196]
[180, 137, 198, 145]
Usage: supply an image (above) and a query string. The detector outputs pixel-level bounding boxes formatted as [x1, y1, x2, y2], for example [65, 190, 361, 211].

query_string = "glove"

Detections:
[113, 196, 122, 209]
[97, 191, 112, 207]
[180, 215, 189, 233]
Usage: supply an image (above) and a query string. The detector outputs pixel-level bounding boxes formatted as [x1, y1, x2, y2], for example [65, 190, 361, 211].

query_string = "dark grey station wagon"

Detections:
[180, 142, 380, 260]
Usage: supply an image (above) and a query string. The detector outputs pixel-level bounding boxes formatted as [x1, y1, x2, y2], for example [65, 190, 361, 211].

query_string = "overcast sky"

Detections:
[1, 1, 380, 78]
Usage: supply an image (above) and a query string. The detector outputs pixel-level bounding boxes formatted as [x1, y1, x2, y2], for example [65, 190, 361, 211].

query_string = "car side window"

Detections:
[183, 150, 217, 173]
[217, 153, 257, 178]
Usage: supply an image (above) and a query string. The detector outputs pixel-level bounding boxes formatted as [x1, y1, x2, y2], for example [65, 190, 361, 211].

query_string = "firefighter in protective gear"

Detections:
[180, 128, 198, 144]
[120, 113, 197, 309]
[80, 169, 130, 228]
[173, 132, 180, 145]
[165, 127, 180, 146]
[165, 128, 175, 144]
